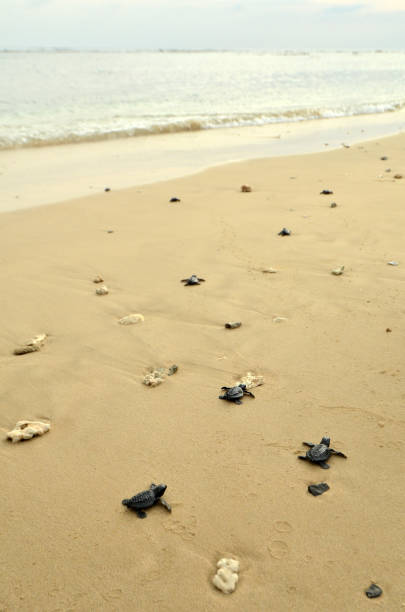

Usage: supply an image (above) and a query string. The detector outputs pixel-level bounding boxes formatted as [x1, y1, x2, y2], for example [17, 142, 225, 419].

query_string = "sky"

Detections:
[2, 0, 405, 51]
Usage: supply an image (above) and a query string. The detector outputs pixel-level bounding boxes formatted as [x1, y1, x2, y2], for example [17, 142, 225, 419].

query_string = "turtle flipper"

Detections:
[136, 510, 147, 518]
[303, 442, 315, 448]
[318, 461, 330, 469]
[234, 399, 242, 405]
[330, 449, 347, 458]
[198, 278, 205, 282]
[221, 386, 231, 390]
[159, 498, 172, 513]
[298, 455, 308, 461]
[244, 390, 255, 398]
[219, 395, 227, 400]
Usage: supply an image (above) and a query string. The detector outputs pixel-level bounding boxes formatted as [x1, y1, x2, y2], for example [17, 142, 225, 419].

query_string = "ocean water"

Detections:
[1, 50, 405, 150]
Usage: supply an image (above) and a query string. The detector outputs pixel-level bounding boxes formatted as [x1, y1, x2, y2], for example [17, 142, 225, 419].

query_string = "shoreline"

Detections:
[1, 109, 405, 213]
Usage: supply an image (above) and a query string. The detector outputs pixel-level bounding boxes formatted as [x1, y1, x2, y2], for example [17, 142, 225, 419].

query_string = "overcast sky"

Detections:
[2, 0, 405, 51]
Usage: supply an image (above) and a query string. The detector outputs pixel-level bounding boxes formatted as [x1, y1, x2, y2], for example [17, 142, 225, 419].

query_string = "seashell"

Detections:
[240, 184, 252, 192]
[7, 420, 50, 443]
[273, 316, 288, 323]
[387, 261, 399, 266]
[225, 322, 242, 329]
[95, 285, 109, 295]
[93, 275, 104, 283]
[262, 267, 277, 273]
[213, 558, 240, 594]
[331, 266, 344, 276]
[118, 313, 144, 325]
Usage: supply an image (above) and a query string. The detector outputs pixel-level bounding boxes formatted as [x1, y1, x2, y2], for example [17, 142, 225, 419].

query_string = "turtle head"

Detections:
[153, 484, 167, 498]
[122, 498, 130, 507]
[239, 383, 247, 391]
[320, 437, 330, 447]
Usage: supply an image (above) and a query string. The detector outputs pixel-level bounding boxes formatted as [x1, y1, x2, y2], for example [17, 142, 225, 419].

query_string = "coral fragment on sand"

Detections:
[14, 334, 47, 355]
[213, 558, 240, 594]
[118, 313, 144, 325]
[7, 420, 50, 443]
[143, 365, 178, 387]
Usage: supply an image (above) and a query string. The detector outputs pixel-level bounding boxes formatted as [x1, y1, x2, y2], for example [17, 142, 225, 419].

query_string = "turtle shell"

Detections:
[226, 386, 244, 399]
[122, 489, 156, 510]
[307, 443, 330, 462]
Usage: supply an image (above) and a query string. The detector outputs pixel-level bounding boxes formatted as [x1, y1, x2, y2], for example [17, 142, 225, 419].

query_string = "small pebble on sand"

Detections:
[386, 328, 392, 333]
[225, 321, 242, 329]
[241, 185, 252, 192]
[273, 316, 288, 323]
[394, 174, 403, 179]
[320, 189, 333, 195]
[104, 187, 111, 192]
[331, 266, 344, 276]
[365, 583, 383, 599]
[387, 261, 399, 266]
[380, 156, 388, 160]
[170, 197, 181, 202]
[93, 275, 104, 283]
[95, 285, 109, 295]
[330, 202, 337, 208]
[262, 267, 277, 273]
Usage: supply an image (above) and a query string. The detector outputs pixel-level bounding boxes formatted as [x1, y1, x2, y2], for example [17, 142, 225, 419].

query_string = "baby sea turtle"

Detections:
[278, 227, 291, 236]
[219, 384, 255, 405]
[298, 437, 347, 469]
[320, 189, 333, 195]
[181, 274, 205, 286]
[122, 483, 171, 518]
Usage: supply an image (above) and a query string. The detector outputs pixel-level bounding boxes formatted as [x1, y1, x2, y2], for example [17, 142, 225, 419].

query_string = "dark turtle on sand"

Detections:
[298, 437, 347, 469]
[219, 384, 255, 405]
[320, 189, 333, 195]
[181, 274, 205, 286]
[278, 227, 291, 236]
[122, 483, 171, 518]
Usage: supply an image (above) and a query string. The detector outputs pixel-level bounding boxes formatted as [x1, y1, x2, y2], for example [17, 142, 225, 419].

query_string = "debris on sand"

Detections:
[212, 558, 240, 594]
[170, 197, 181, 202]
[320, 189, 333, 195]
[93, 275, 104, 283]
[14, 334, 47, 355]
[330, 202, 337, 208]
[365, 583, 383, 599]
[240, 185, 252, 192]
[118, 313, 144, 325]
[278, 228, 291, 236]
[308, 483, 330, 496]
[236, 372, 264, 390]
[331, 266, 344, 276]
[95, 285, 109, 295]
[225, 322, 242, 329]
[143, 365, 178, 387]
[262, 267, 277, 273]
[7, 420, 50, 443]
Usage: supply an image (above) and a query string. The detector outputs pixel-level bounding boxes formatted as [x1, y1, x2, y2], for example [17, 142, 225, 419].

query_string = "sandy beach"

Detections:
[1, 131, 405, 611]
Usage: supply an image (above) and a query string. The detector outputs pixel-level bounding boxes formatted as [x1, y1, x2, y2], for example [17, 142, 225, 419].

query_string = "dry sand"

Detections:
[1, 132, 404, 611]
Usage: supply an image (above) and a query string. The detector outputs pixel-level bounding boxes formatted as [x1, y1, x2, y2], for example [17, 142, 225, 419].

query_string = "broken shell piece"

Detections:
[273, 316, 288, 323]
[95, 285, 109, 295]
[241, 184, 252, 192]
[93, 275, 104, 283]
[236, 371, 264, 390]
[14, 333, 47, 355]
[7, 420, 50, 443]
[331, 266, 344, 276]
[14, 345, 40, 355]
[387, 261, 399, 266]
[213, 558, 240, 594]
[118, 313, 144, 325]
[225, 322, 242, 329]
[262, 267, 277, 273]
[393, 173, 403, 179]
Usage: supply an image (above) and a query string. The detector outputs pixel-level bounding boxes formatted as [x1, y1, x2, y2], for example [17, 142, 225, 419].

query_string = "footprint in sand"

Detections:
[268, 540, 289, 559]
[163, 514, 197, 541]
[274, 520, 293, 533]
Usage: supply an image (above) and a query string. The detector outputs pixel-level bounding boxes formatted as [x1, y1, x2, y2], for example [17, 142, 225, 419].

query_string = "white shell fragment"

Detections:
[213, 558, 240, 594]
[93, 275, 104, 283]
[387, 261, 399, 266]
[331, 266, 345, 276]
[7, 420, 50, 443]
[236, 371, 264, 390]
[14, 333, 47, 355]
[118, 313, 144, 325]
[273, 316, 288, 323]
[262, 267, 277, 274]
[95, 285, 109, 295]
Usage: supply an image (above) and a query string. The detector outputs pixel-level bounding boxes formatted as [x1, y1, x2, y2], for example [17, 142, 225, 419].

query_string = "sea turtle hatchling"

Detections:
[122, 483, 171, 518]
[298, 437, 347, 469]
[181, 274, 205, 286]
[219, 384, 255, 405]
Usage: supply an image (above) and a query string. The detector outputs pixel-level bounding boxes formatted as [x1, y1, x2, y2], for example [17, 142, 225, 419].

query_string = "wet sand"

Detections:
[0, 132, 404, 611]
